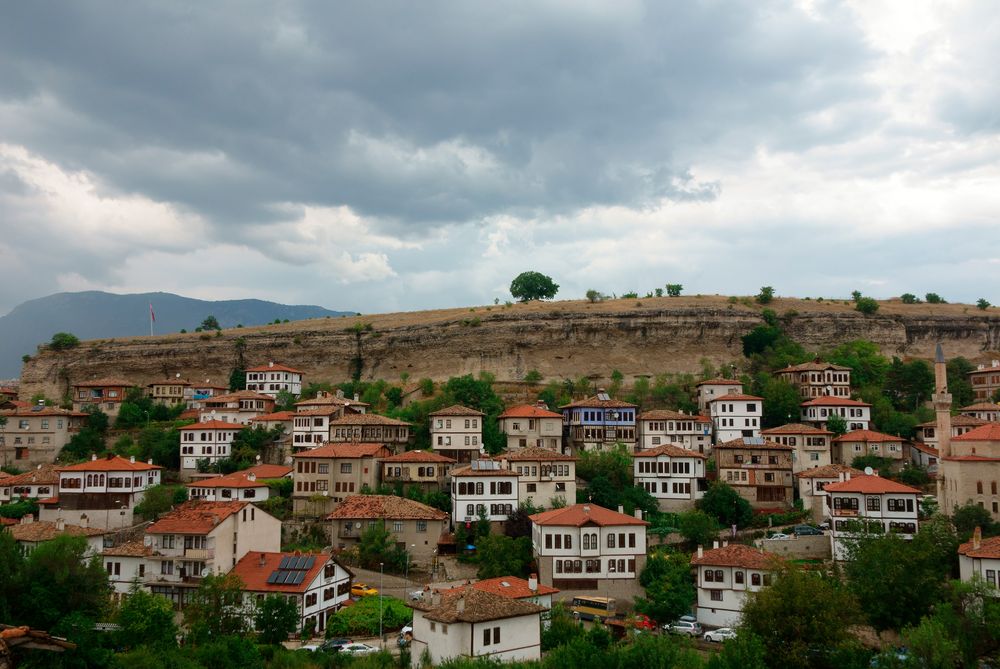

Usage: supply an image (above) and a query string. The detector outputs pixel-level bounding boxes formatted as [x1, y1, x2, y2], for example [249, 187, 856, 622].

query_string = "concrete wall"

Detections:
[758, 535, 831, 560]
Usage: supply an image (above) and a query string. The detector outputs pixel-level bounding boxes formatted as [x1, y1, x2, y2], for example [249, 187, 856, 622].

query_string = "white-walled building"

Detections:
[186, 464, 291, 502]
[7, 517, 108, 557]
[633, 444, 707, 511]
[958, 530, 1000, 591]
[197, 391, 276, 425]
[495, 447, 577, 508]
[462, 575, 559, 612]
[498, 403, 564, 453]
[916, 415, 987, 451]
[179, 420, 246, 480]
[233, 551, 353, 634]
[0, 405, 88, 467]
[102, 540, 154, 601]
[451, 461, 519, 526]
[292, 407, 339, 451]
[832, 429, 905, 467]
[707, 393, 763, 443]
[529, 503, 648, 600]
[800, 397, 871, 432]
[560, 393, 638, 453]
[824, 474, 921, 560]
[761, 423, 833, 473]
[429, 405, 485, 464]
[959, 403, 1000, 422]
[794, 463, 865, 523]
[0, 463, 59, 504]
[409, 586, 544, 667]
[690, 543, 781, 628]
[637, 410, 713, 454]
[695, 379, 744, 413]
[774, 360, 852, 399]
[245, 362, 304, 398]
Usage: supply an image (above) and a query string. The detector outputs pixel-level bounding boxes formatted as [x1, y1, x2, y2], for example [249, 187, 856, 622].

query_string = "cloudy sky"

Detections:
[1, 1, 999, 315]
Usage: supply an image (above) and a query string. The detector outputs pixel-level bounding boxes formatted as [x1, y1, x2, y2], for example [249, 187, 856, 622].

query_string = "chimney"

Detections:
[91, 453, 98, 461]
[634, 509, 643, 520]
[431, 591, 442, 607]
[259, 553, 266, 567]
[269, 361, 275, 368]
[618, 505, 624, 514]
[696, 545, 703, 559]
[456, 595, 466, 614]
[722, 541, 728, 548]
[79, 514, 88, 528]
[583, 505, 590, 515]
[37, 399, 44, 406]
[528, 573, 538, 592]
[130, 456, 136, 464]
[353, 394, 359, 402]
[712, 540, 719, 549]
[536, 400, 548, 410]
[974, 526, 983, 550]
[55, 518, 65, 532]
[336, 389, 345, 399]
[147, 458, 153, 465]
[838, 472, 846, 483]
[248, 473, 256, 482]
[20, 515, 33, 525]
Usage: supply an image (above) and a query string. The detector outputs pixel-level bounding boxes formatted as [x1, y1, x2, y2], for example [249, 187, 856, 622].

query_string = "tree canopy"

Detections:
[510, 271, 559, 302]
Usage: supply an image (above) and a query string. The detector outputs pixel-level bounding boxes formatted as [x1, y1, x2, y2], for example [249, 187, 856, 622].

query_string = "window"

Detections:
[340, 463, 352, 473]
[734, 571, 744, 584]
[607, 533, 615, 548]
[392, 521, 403, 533]
[866, 497, 881, 511]
[704, 569, 714, 582]
[751, 573, 761, 586]
[710, 590, 723, 601]
[416, 521, 427, 533]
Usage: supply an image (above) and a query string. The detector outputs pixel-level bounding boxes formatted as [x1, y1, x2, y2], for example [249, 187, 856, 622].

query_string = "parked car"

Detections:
[320, 638, 351, 653]
[299, 642, 322, 653]
[351, 583, 379, 597]
[664, 619, 702, 637]
[629, 614, 657, 631]
[793, 524, 823, 536]
[768, 532, 791, 540]
[398, 626, 413, 647]
[703, 628, 737, 642]
[340, 643, 379, 656]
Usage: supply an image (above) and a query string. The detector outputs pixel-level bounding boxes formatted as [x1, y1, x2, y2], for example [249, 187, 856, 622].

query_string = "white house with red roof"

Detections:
[197, 391, 276, 424]
[8, 516, 108, 557]
[233, 551, 353, 634]
[824, 473, 921, 560]
[695, 379, 744, 413]
[465, 575, 559, 611]
[761, 423, 833, 473]
[327, 495, 450, 565]
[633, 443, 707, 511]
[248, 410, 296, 434]
[529, 503, 648, 599]
[497, 402, 564, 452]
[186, 464, 291, 503]
[637, 410, 713, 454]
[0, 463, 60, 503]
[800, 396, 871, 432]
[380, 450, 455, 493]
[451, 460, 519, 527]
[429, 405, 485, 464]
[245, 362, 304, 398]
[794, 463, 865, 522]
[941, 423, 1000, 521]
[179, 419, 246, 480]
[691, 542, 781, 627]
[707, 392, 763, 443]
[102, 540, 154, 601]
[832, 429, 905, 467]
[959, 402, 1000, 422]
[958, 529, 1000, 591]
[39, 454, 162, 529]
[495, 447, 577, 508]
[292, 406, 341, 451]
[143, 500, 281, 609]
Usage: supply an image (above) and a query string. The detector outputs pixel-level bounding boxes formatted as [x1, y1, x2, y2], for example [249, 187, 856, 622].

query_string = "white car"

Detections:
[768, 532, 791, 540]
[341, 643, 379, 656]
[298, 643, 322, 652]
[703, 628, 737, 642]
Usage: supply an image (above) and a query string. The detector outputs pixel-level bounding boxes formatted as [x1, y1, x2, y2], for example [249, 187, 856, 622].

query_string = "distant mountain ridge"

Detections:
[0, 291, 354, 377]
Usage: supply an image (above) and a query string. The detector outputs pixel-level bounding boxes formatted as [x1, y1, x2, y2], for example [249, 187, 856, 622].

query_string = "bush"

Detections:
[901, 293, 919, 304]
[48, 332, 80, 350]
[977, 298, 991, 310]
[925, 293, 946, 304]
[585, 289, 603, 303]
[855, 297, 879, 314]
[325, 596, 412, 637]
[756, 286, 774, 304]
[666, 283, 683, 297]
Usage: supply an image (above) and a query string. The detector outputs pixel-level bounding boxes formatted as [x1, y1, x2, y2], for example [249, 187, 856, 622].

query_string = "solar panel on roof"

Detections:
[291, 571, 305, 585]
[278, 556, 291, 569]
[266, 571, 280, 584]
[292, 556, 306, 570]
[302, 556, 315, 570]
[744, 436, 765, 445]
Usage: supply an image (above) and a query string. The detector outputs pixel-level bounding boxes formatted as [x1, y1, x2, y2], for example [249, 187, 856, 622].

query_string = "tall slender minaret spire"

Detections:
[933, 343, 953, 504]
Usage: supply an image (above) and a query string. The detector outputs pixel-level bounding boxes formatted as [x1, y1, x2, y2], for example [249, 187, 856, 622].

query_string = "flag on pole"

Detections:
[149, 303, 156, 322]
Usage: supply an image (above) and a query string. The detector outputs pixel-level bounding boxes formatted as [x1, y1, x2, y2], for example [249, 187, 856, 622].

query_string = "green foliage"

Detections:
[114, 386, 181, 429]
[950, 501, 1000, 541]
[851, 290, 863, 303]
[946, 356, 976, 408]
[510, 271, 559, 302]
[741, 324, 783, 357]
[697, 481, 753, 528]
[229, 367, 247, 392]
[16, 534, 110, 631]
[576, 445, 633, 488]
[896, 464, 930, 487]
[977, 298, 991, 310]
[59, 406, 110, 462]
[885, 357, 935, 411]
[576, 445, 657, 516]
[900, 293, 919, 304]
[523, 369, 543, 384]
[255, 594, 300, 644]
[826, 340, 890, 388]
[826, 413, 848, 437]
[200, 315, 222, 330]
[191, 635, 264, 669]
[925, 293, 946, 304]
[634, 550, 696, 625]
[843, 516, 958, 630]
[586, 289, 604, 303]
[751, 374, 802, 428]
[741, 566, 862, 669]
[134, 484, 187, 520]
[0, 498, 39, 519]
[325, 595, 412, 637]
[705, 631, 768, 669]
[541, 603, 585, 651]
[855, 297, 879, 314]
[666, 284, 683, 297]
[114, 589, 178, 649]
[849, 455, 893, 477]
[184, 573, 251, 642]
[475, 534, 534, 579]
[358, 520, 408, 572]
[676, 510, 719, 548]
[756, 286, 774, 304]
[0, 532, 24, 621]
[48, 331, 81, 350]
[505, 501, 541, 538]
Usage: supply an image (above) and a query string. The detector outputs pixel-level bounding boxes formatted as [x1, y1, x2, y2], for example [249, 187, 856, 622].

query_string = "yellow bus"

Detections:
[569, 596, 617, 622]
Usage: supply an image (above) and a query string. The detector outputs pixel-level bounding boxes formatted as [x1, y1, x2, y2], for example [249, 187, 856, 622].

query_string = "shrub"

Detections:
[665, 284, 683, 297]
[48, 332, 80, 350]
[756, 286, 774, 304]
[325, 596, 412, 637]
[901, 293, 918, 304]
[855, 297, 879, 315]
[925, 293, 946, 304]
[977, 298, 991, 310]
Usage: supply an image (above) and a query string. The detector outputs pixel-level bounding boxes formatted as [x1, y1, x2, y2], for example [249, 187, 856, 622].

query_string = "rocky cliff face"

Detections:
[19, 298, 1000, 400]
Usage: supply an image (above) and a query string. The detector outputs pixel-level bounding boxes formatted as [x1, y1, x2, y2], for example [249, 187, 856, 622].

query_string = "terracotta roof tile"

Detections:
[245, 363, 304, 373]
[7, 520, 107, 542]
[146, 379, 192, 387]
[958, 535, 1000, 559]
[328, 413, 412, 427]
[429, 405, 485, 417]
[295, 396, 370, 408]
[695, 378, 743, 387]
[953, 423, 1000, 442]
[72, 378, 133, 388]
[291, 443, 392, 459]
[447, 576, 559, 600]
[203, 391, 276, 403]
[0, 464, 60, 486]
[909, 442, 939, 456]
[498, 405, 563, 419]
[959, 403, 1000, 412]
[762, 423, 833, 435]
[917, 415, 987, 428]
[185, 471, 270, 489]
[559, 396, 637, 409]
[832, 429, 903, 443]
[101, 540, 153, 557]
[146, 500, 249, 535]
[451, 464, 519, 477]
[529, 503, 648, 527]
[707, 392, 764, 402]
[795, 464, 866, 479]
[638, 410, 711, 423]
[0, 407, 87, 418]
[241, 464, 293, 479]
[178, 419, 247, 431]
[801, 396, 871, 407]
[410, 585, 545, 623]
[381, 450, 456, 464]
[633, 444, 707, 459]
[231, 551, 352, 593]
[691, 544, 781, 569]
[715, 438, 793, 451]
[499, 447, 577, 462]
[249, 411, 297, 422]
[775, 361, 851, 373]
[59, 454, 162, 472]
[326, 495, 449, 521]
[943, 455, 1000, 462]
[822, 474, 921, 494]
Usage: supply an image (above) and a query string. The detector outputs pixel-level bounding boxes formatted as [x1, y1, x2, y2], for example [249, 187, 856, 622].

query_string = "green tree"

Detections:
[184, 573, 250, 641]
[200, 315, 222, 330]
[228, 367, 246, 392]
[851, 290, 863, 303]
[705, 631, 768, 669]
[523, 369, 543, 385]
[17, 535, 109, 631]
[541, 603, 585, 650]
[254, 594, 299, 644]
[134, 484, 185, 520]
[855, 297, 879, 315]
[58, 406, 110, 462]
[0, 531, 24, 621]
[925, 293, 946, 304]
[634, 550, 696, 625]
[697, 481, 753, 528]
[114, 589, 178, 649]
[666, 284, 683, 297]
[676, 510, 719, 549]
[357, 520, 407, 572]
[48, 332, 81, 350]
[741, 566, 862, 669]
[475, 534, 534, 579]
[946, 356, 976, 408]
[752, 374, 802, 428]
[951, 501, 999, 540]
[756, 286, 775, 304]
[741, 324, 783, 357]
[273, 390, 296, 412]
[505, 501, 540, 538]
[977, 298, 991, 310]
[901, 293, 919, 304]
[510, 271, 559, 302]
[826, 413, 848, 437]
[585, 289, 604, 303]
[885, 357, 935, 411]
[826, 340, 890, 388]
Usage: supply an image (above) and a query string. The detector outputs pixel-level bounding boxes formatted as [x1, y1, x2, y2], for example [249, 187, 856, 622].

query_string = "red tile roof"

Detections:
[295, 396, 370, 408]
[691, 544, 780, 569]
[381, 450, 456, 464]
[695, 378, 743, 387]
[146, 500, 249, 535]
[328, 413, 412, 427]
[245, 363, 304, 373]
[775, 361, 851, 373]
[146, 378, 191, 387]
[762, 423, 832, 435]
[498, 405, 563, 419]
[249, 411, 297, 422]
[953, 423, 1000, 442]
[909, 442, 939, 456]
[451, 464, 518, 477]
[943, 455, 1000, 462]
[499, 447, 577, 462]
[715, 438, 793, 451]
[231, 551, 349, 593]
[917, 415, 987, 428]
[429, 405, 485, 417]
[464, 576, 559, 599]
[241, 464, 293, 479]
[638, 410, 711, 423]
[795, 464, 865, 479]
[707, 392, 763, 403]
[0, 464, 60, 486]
[960, 402, 1000, 412]
[0, 407, 87, 418]
[178, 419, 246, 431]
[203, 391, 276, 403]
[633, 444, 707, 459]
[822, 474, 921, 495]
[411, 585, 545, 623]
[59, 454, 162, 472]
[832, 429, 903, 443]
[801, 396, 871, 407]
[291, 443, 391, 459]
[958, 535, 1000, 559]
[293, 407, 342, 417]
[101, 540, 153, 557]
[326, 495, 449, 521]
[559, 396, 637, 409]
[185, 471, 269, 490]
[7, 520, 107, 542]
[529, 503, 648, 527]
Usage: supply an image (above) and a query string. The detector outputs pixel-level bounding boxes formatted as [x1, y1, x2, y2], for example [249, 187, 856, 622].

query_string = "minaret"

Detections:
[933, 343, 953, 504]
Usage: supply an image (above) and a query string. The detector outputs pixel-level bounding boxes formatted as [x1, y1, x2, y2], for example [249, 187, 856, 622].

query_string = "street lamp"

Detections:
[379, 561, 384, 645]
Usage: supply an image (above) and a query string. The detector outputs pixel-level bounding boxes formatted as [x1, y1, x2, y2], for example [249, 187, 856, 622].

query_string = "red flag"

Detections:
[149, 303, 156, 322]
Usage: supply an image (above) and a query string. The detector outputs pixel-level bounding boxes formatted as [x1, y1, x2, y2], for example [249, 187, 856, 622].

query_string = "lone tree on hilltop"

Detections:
[199, 315, 221, 331]
[756, 286, 774, 304]
[48, 332, 80, 351]
[510, 271, 559, 302]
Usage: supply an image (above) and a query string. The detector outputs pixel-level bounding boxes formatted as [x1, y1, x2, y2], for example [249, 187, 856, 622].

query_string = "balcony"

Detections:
[832, 508, 859, 518]
[184, 548, 214, 560]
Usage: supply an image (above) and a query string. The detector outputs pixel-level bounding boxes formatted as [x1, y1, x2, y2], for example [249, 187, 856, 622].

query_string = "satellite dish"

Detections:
[864, 466, 874, 476]
[355, 522, 362, 529]
[201, 568, 211, 577]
